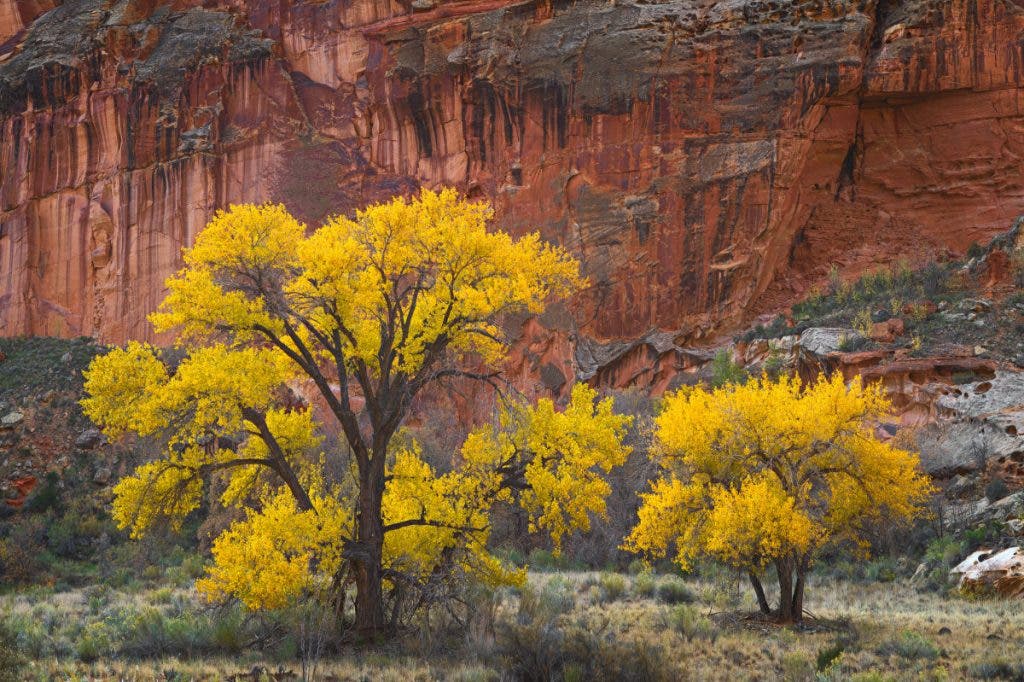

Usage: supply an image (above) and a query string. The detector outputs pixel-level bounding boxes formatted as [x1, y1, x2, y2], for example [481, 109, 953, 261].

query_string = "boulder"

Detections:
[869, 318, 905, 342]
[950, 547, 1024, 598]
[0, 412, 24, 429]
[797, 328, 862, 357]
[75, 428, 104, 450]
[92, 467, 113, 486]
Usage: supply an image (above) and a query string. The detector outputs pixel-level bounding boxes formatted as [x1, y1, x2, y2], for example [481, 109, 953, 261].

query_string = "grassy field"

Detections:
[3, 569, 1022, 681]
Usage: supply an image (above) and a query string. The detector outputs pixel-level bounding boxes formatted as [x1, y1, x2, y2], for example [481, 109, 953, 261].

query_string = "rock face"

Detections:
[2, 0, 1024, 383]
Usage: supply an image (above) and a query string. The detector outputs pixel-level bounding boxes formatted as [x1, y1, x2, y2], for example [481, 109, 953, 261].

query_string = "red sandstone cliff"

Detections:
[2, 0, 1024, 390]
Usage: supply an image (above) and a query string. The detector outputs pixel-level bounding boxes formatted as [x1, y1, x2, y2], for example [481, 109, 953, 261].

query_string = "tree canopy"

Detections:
[624, 373, 932, 622]
[82, 189, 631, 633]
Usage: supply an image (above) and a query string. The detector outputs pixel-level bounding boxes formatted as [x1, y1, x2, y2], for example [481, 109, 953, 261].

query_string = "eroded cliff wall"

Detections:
[2, 0, 1024, 389]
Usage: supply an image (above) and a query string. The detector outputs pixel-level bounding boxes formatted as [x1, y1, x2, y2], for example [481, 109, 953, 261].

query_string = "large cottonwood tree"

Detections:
[624, 373, 932, 622]
[82, 189, 630, 635]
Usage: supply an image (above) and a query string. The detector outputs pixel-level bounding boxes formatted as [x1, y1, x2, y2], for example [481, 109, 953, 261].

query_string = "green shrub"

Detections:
[781, 652, 815, 681]
[656, 578, 696, 605]
[968, 659, 1024, 680]
[562, 627, 672, 682]
[985, 477, 1009, 503]
[626, 559, 646, 575]
[668, 605, 716, 642]
[496, 619, 565, 681]
[46, 499, 109, 559]
[838, 333, 869, 352]
[598, 573, 627, 602]
[633, 571, 656, 598]
[849, 673, 892, 682]
[116, 607, 214, 658]
[210, 608, 246, 654]
[709, 349, 747, 388]
[876, 631, 939, 661]
[0, 622, 25, 682]
[517, 582, 575, 624]
[76, 621, 112, 662]
[496, 619, 674, 682]
[7, 614, 49, 659]
[763, 351, 787, 379]
[24, 472, 61, 514]
[151, 587, 175, 605]
[863, 558, 898, 583]
[816, 640, 844, 671]
[525, 548, 583, 572]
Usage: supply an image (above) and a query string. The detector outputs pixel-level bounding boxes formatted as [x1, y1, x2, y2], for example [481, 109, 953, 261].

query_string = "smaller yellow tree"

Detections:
[624, 373, 932, 622]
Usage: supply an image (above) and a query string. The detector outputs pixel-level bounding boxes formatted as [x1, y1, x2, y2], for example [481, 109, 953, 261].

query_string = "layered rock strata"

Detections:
[2, 0, 1024, 393]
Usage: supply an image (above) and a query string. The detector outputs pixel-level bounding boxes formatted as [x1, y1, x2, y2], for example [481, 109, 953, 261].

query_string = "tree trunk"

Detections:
[791, 557, 808, 623]
[775, 559, 795, 623]
[352, 461, 387, 637]
[748, 572, 771, 615]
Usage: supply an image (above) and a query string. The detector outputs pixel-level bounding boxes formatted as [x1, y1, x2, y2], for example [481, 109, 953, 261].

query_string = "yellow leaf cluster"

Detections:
[83, 341, 316, 539]
[150, 188, 581, 376]
[464, 384, 633, 552]
[197, 489, 351, 610]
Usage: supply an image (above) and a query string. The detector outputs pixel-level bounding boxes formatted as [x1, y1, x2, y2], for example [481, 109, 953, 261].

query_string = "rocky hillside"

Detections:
[2, 0, 1024, 394]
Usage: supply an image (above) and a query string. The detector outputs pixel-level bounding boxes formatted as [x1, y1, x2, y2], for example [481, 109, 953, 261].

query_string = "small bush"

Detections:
[709, 349, 748, 388]
[968, 659, 1024, 680]
[116, 607, 213, 658]
[781, 652, 815, 681]
[816, 640, 844, 672]
[863, 558, 898, 583]
[985, 477, 1009, 503]
[497, 620, 565, 681]
[76, 621, 112, 662]
[497, 619, 674, 682]
[562, 627, 672, 682]
[598, 573, 627, 602]
[633, 571, 656, 598]
[46, 499, 109, 559]
[517, 582, 575, 624]
[625, 559, 646, 575]
[526, 548, 583, 572]
[210, 608, 246, 654]
[0, 622, 25, 682]
[8, 613, 49, 659]
[838, 333, 869, 352]
[876, 631, 939, 661]
[656, 578, 696, 605]
[668, 605, 716, 642]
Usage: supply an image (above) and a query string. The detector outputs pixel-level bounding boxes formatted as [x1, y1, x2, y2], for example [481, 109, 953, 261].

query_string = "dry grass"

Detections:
[4, 572, 1023, 680]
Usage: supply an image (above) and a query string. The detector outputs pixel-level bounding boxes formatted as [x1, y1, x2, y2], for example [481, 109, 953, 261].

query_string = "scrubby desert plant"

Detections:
[0, 622, 25, 682]
[876, 631, 939, 661]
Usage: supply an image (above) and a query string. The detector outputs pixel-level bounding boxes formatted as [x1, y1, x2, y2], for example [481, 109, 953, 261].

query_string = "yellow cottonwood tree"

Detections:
[623, 373, 932, 622]
[82, 190, 631, 634]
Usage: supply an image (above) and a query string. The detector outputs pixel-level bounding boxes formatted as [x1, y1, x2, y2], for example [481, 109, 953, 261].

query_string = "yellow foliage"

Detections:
[150, 188, 581, 375]
[197, 489, 351, 610]
[81, 190, 629, 617]
[625, 373, 933, 572]
[111, 461, 204, 539]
